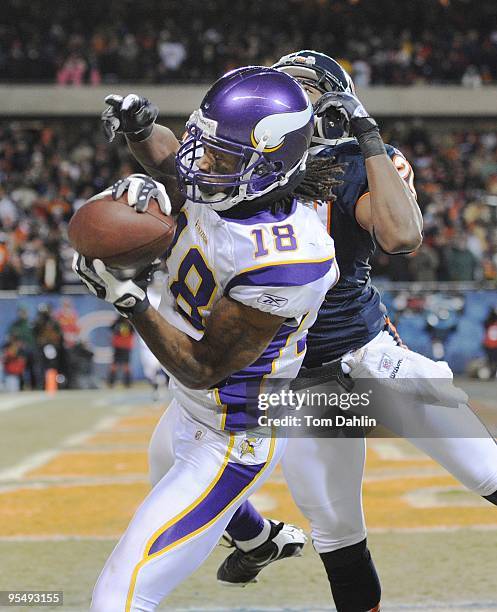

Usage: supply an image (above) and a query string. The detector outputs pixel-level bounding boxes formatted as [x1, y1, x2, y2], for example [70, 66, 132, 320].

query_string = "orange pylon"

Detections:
[45, 368, 58, 394]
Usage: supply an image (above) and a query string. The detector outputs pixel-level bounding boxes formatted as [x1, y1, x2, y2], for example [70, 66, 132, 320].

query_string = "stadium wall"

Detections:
[1, 86, 497, 116]
[0, 294, 145, 381]
[1, 290, 496, 379]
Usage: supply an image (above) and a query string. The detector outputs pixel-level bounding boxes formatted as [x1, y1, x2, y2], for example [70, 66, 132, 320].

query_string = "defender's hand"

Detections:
[72, 254, 158, 318]
[314, 90, 378, 138]
[101, 94, 159, 143]
[111, 174, 172, 215]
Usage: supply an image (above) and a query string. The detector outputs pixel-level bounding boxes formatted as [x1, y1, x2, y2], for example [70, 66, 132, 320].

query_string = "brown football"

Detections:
[68, 190, 176, 269]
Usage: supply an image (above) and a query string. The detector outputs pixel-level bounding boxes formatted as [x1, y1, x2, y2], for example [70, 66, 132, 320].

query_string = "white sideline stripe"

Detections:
[0, 450, 60, 481]
[0, 414, 123, 482]
[0, 474, 148, 493]
[45, 605, 497, 612]
[3, 525, 497, 543]
[0, 393, 47, 413]
[0, 534, 118, 542]
[369, 440, 421, 460]
[369, 524, 497, 534]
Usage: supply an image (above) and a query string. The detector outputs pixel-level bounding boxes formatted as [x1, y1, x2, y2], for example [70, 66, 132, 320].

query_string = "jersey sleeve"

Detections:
[222, 207, 338, 319]
[317, 143, 368, 220]
[226, 257, 339, 319]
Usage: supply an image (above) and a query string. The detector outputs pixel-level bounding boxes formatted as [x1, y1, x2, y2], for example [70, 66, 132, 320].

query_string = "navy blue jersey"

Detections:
[303, 139, 416, 366]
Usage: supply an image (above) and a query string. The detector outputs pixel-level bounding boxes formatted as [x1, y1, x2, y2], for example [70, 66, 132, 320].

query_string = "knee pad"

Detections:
[320, 538, 381, 612]
[484, 489, 497, 506]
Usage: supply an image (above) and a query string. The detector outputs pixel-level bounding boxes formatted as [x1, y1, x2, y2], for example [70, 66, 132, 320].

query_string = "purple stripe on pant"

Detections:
[148, 461, 266, 555]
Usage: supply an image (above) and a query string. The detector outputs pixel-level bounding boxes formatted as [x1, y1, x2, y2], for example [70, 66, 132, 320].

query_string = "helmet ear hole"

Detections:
[317, 106, 350, 140]
[254, 159, 278, 177]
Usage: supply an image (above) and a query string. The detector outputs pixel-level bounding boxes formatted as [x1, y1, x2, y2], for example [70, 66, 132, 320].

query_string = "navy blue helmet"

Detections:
[273, 50, 355, 139]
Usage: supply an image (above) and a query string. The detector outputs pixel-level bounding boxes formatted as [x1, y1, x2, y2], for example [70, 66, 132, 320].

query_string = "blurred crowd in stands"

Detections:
[1, 300, 95, 391]
[0, 118, 496, 290]
[372, 123, 497, 282]
[2, 0, 497, 86]
[0, 298, 140, 391]
[1, 298, 139, 391]
[0, 120, 140, 292]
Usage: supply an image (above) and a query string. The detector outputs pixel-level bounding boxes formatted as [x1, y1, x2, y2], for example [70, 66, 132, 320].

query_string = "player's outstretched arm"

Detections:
[102, 94, 185, 213]
[73, 255, 284, 389]
[126, 124, 185, 214]
[131, 296, 285, 389]
[359, 153, 423, 254]
[316, 91, 423, 254]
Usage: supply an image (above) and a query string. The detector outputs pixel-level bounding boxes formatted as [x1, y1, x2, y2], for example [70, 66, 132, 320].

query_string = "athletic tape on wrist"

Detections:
[126, 125, 154, 142]
[357, 130, 386, 159]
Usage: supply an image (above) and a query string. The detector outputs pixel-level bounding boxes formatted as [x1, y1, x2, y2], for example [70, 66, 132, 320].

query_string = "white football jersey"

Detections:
[159, 198, 339, 430]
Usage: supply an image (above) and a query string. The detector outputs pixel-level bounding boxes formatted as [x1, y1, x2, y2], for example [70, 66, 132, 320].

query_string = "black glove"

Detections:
[314, 91, 385, 158]
[72, 254, 159, 318]
[101, 94, 159, 143]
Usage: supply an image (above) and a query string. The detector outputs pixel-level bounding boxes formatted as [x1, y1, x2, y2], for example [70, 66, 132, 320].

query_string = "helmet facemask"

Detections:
[176, 109, 308, 210]
[273, 51, 355, 141]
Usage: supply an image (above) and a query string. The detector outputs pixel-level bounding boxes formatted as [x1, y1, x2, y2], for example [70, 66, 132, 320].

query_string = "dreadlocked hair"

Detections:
[221, 155, 346, 219]
[269, 156, 346, 213]
[295, 156, 345, 202]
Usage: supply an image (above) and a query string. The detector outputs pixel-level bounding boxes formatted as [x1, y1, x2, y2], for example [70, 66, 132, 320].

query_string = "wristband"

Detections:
[351, 118, 386, 159]
[131, 295, 151, 316]
[119, 295, 150, 319]
[125, 125, 154, 143]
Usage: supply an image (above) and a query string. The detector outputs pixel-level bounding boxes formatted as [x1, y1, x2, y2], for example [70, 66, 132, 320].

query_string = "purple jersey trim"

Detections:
[225, 257, 334, 294]
[217, 324, 295, 430]
[148, 460, 265, 555]
[165, 210, 188, 258]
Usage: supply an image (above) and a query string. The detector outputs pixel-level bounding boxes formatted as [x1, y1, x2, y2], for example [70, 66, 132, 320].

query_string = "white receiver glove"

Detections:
[72, 253, 158, 318]
[111, 173, 171, 215]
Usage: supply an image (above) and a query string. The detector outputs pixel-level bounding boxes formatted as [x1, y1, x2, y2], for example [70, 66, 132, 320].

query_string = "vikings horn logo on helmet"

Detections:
[250, 100, 313, 152]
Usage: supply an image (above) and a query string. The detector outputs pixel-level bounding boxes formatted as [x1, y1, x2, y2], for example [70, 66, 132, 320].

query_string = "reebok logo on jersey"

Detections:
[257, 294, 289, 308]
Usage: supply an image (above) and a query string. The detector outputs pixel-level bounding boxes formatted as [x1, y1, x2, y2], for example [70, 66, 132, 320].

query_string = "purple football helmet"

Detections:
[175, 66, 314, 210]
[273, 50, 355, 140]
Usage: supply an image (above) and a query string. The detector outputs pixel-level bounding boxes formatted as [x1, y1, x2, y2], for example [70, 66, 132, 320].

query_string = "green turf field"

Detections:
[0, 383, 496, 611]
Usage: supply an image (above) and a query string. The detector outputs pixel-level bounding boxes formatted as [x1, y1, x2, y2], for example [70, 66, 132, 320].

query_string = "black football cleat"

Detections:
[217, 520, 307, 587]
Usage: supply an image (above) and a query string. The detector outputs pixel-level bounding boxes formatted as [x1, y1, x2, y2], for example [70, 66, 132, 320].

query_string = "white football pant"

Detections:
[91, 399, 284, 611]
[282, 330, 497, 553]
